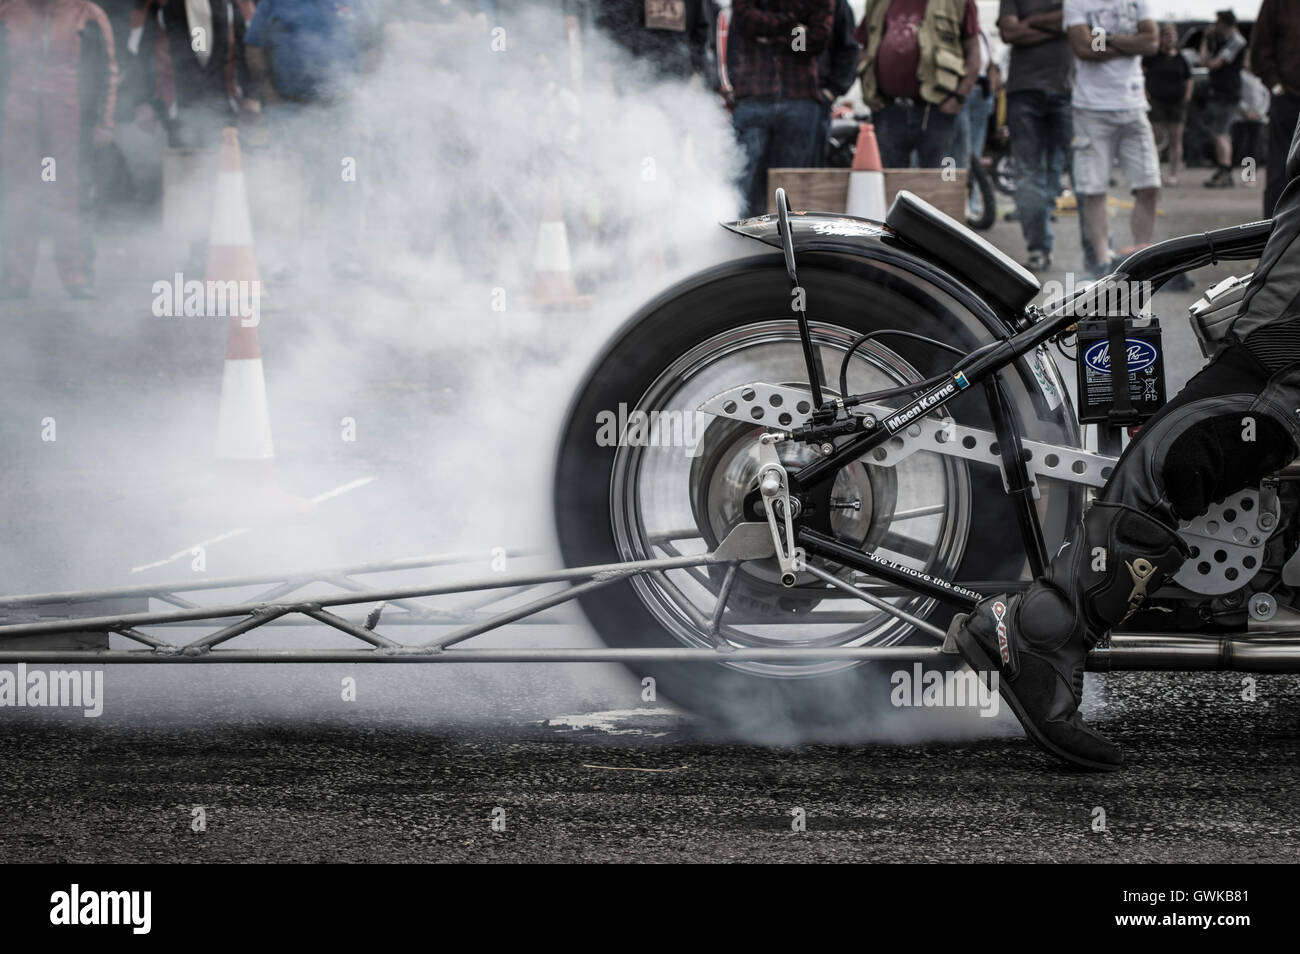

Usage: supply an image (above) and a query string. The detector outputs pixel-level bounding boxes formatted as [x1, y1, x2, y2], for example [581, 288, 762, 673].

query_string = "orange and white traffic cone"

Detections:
[209, 127, 274, 469]
[845, 123, 888, 221]
[530, 178, 592, 310]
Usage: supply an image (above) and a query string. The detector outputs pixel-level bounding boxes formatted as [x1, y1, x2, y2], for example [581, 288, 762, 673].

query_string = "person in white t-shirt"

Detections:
[1063, 0, 1159, 275]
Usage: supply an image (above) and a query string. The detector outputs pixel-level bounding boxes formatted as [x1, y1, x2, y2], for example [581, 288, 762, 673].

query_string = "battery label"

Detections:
[1075, 321, 1167, 425]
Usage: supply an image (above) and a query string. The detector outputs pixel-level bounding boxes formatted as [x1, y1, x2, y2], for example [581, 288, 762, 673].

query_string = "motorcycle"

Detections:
[989, 135, 1018, 197]
[553, 189, 1300, 726]
[825, 113, 863, 171]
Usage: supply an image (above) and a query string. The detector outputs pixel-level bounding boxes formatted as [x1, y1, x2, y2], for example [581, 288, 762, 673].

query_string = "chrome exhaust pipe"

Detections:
[1088, 631, 1300, 672]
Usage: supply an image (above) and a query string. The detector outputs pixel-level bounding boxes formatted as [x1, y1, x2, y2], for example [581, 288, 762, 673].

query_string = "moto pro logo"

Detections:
[1082, 338, 1159, 376]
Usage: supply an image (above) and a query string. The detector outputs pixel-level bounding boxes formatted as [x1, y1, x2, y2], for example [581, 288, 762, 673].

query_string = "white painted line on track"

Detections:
[129, 477, 378, 574]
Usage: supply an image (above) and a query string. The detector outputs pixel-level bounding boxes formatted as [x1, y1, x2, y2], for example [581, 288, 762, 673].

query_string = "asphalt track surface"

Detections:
[0, 663, 1296, 862]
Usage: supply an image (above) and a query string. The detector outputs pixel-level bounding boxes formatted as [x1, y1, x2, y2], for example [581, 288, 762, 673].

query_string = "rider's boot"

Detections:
[949, 502, 1188, 770]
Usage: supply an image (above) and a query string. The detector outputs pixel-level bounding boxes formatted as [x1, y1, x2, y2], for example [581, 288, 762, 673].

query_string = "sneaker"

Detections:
[1024, 250, 1052, 272]
[66, 284, 95, 300]
[0, 282, 30, 300]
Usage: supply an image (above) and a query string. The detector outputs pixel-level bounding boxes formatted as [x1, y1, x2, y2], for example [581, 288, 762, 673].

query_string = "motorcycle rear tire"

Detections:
[553, 255, 1080, 735]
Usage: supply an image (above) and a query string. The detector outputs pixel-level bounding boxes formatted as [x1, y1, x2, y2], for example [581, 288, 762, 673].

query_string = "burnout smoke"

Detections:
[0, 3, 1011, 744]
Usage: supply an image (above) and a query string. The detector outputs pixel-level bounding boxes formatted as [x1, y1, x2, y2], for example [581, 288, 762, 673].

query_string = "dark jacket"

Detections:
[728, 0, 834, 102]
[1251, 0, 1300, 100]
[131, 0, 238, 113]
[818, 0, 861, 100]
[595, 0, 710, 82]
[1235, 118, 1300, 341]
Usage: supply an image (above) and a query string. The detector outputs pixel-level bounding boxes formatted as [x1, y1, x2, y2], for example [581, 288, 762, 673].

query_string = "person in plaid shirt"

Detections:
[728, 0, 835, 217]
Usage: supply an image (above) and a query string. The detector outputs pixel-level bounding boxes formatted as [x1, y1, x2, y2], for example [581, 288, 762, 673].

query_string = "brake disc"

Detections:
[687, 414, 894, 614]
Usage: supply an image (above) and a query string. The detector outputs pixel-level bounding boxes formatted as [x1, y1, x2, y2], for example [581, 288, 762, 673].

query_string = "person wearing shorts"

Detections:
[1142, 22, 1191, 183]
[1064, 0, 1159, 276]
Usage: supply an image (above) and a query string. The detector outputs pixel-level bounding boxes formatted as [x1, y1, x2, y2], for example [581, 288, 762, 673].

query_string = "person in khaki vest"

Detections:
[853, 0, 981, 168]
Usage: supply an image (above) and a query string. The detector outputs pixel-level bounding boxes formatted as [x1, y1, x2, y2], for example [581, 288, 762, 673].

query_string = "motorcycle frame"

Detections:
[772, 193, 1277, 613]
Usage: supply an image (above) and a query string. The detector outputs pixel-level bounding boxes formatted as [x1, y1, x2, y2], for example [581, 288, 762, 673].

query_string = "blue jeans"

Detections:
[815, 100, 833, 166]
[1006, 89, 1072, 255]
[948, 83, 995, 165]
[967, 85, 994, 162]
[732, 97, 824, 217]
[873, 100, 957, 169]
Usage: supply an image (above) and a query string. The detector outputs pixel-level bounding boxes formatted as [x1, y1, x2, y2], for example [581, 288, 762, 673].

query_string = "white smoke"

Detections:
[0, 4, 1016, 745]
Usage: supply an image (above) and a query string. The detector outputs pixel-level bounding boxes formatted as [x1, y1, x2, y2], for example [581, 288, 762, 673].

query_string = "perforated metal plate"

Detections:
[1172, 490, 1269, 595]
[698, 383, 817, 431]
[698, 382, 1118, 491]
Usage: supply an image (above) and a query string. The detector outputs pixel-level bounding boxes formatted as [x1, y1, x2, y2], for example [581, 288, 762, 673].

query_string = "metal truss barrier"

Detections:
[0, 524, 1298, 671]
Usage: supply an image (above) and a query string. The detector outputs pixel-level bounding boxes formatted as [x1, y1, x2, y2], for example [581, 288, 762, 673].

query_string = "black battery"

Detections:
[1074, 317, 1167, 425]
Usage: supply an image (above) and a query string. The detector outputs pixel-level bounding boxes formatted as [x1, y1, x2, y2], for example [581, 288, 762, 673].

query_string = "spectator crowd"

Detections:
[1, 0, 1298, 299]
[726, 0, 1298, 278]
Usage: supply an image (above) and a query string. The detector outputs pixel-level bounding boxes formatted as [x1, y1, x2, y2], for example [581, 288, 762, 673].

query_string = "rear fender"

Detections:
[720, 212, 1077, 436]
[724, 211, 1021, 336]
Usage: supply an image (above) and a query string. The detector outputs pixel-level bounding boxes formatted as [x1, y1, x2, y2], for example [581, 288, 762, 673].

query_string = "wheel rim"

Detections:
[608, 319, 972, 678]
[967, 175, 985, 223]
[995, 155, 1017, 194]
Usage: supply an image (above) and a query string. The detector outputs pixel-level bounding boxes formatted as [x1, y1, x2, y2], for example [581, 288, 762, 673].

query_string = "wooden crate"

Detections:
[163, 147, 302, 242]
[883, 168, 967, 221]
[0, 597, 146, 650]
[766, 168, 851, 213]
[767, 167, 967, 222]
